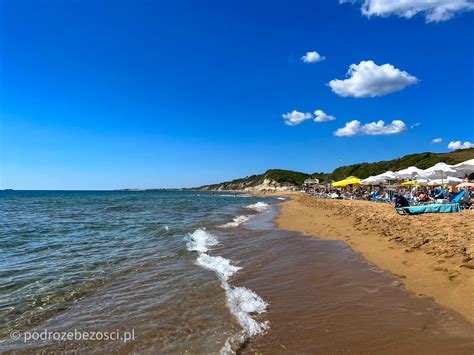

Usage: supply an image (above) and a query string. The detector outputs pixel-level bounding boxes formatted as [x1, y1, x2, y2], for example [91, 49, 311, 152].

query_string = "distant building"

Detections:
[303, 178, 320, 185]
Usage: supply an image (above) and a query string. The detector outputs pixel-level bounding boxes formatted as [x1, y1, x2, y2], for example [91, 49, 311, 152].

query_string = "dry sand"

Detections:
[276, 194, 474, 324]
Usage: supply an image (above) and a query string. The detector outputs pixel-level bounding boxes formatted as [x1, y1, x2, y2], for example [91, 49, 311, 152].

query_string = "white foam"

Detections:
[164, 225, 169, 231]
[220, 215, 252, 228]
[186, 228, 269, 353]
[226, 286, 269, 336]
[186, 229, 218, 253]
[277, 197, 285, 200]
[244, 202, 269, 212]
[196, 254, 241, 280]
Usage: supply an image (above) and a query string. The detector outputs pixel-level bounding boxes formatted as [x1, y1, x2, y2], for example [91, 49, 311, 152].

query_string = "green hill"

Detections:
[197, 148, 474, 190]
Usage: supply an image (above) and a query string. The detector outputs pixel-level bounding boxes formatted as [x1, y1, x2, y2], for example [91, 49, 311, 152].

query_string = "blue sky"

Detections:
[1, 0, 473, 189]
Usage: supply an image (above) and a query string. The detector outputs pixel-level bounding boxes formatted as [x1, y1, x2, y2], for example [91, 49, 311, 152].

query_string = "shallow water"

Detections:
[0, 190, 270, 352]
[1, 191, 473, 353]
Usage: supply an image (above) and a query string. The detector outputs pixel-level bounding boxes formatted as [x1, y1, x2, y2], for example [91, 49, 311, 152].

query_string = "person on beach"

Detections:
[394, 194, 410, 208]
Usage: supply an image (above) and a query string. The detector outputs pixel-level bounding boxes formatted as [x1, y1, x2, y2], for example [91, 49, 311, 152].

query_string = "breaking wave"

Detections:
[186, 229, 269, 353]
[244, 202, 269, 212]
[220, 215, 252, 228]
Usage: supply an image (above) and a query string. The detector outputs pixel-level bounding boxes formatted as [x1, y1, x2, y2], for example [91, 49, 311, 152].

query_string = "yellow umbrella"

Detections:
[332, 176, 361, 187]
[401, 181, 421, 187]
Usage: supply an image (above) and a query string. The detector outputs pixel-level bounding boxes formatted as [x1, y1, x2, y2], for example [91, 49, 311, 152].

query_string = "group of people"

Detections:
[307, 184, 474, 209]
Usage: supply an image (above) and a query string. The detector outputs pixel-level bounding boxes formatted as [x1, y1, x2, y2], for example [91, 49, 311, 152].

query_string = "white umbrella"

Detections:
[420, 163, 456, 180]
[428, 176, 463, 186]
[415, 178, 430, 186]
[395, 166, 424, 179]
[373, 171, 398, 182]
[451, 159, 474, 175]
[360, 176, 383, 185]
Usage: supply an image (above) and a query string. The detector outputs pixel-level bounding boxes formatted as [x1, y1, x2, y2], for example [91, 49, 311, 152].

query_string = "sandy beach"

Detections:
[276, 194, 474, 324]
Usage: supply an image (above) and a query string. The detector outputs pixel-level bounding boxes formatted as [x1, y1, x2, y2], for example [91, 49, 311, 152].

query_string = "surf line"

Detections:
[186, 227, 269, 353]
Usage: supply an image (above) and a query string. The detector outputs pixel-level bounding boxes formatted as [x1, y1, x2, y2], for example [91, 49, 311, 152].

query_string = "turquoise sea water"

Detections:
[0, 190, 274, 352]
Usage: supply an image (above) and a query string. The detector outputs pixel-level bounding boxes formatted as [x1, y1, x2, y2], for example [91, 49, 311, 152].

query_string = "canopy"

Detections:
[427, 176, 463, 186]
[332, 176, 361, 187]
[420, 163, 456, 179]
[360, 176, 383, 185]
[415, 178, 430, 186]
[456, 182, 474, 188]
[451, 159, 474, 174]
[395, 166, 424, 179]
[370, 170, 398, 183]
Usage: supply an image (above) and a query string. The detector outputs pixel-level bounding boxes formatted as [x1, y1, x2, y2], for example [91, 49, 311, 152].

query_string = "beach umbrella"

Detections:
[415, 178, 430, 186]
[360, 176, 382, 185]
[395, 166, 424, 179]
[428, 176, 463, 186]
[456, 182, 474, 188]
[332, 176, 361, 187]
[451, 159, 474, 175]
[401, 181, 421, 187]
[371, 171, 398, 185]
[420, 163, 456, 180]
[376, 171, 398, 180]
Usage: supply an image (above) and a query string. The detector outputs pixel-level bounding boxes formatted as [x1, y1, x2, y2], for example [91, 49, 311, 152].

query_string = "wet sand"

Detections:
[229, 203, 474, 353]
[276, 194, 474, 324]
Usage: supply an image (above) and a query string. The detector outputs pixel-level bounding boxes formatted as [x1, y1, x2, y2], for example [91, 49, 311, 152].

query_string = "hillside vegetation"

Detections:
[197, 148, 474, 190]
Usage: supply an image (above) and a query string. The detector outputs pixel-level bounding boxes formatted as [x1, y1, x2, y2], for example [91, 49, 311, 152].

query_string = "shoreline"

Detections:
[275, 194, 474, 324]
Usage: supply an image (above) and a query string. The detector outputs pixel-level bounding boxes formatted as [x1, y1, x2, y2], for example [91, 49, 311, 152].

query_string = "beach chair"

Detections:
[459, 190, 473, 210]
[396, 203, 461, 215]
[449, 190, 465, 204]
[434, 188, 446, 199]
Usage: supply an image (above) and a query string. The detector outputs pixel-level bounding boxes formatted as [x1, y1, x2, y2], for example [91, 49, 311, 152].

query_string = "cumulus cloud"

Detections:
[447, 140, 474, 150]
[282, 108, 336, 125]
[340, 0, 474, 22]
[314, 109, 336, 122]
[432, 138, 443, 143]
[328, 60, 418, 98]
[301, 51, 325, 63]
[282, 110, 312, 126]
[334, 120, 407, 137]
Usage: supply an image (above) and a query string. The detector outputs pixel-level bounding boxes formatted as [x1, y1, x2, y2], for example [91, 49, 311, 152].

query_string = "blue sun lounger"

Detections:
[396, 203, 461, 215]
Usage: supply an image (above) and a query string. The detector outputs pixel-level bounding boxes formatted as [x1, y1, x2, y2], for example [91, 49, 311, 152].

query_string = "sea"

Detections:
[1, 190, 474, 353]
[0, 190, 276, 353]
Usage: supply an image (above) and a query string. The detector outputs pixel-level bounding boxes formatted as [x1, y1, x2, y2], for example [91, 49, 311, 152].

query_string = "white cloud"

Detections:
[301, 51, 325, 63]
[328, 60, 418, 98]
[432, 138, 443, 143]
[334, 119, 407, 137]
[447, 140, 474, 150]
[314, 109, 336, 122]
[340, 0, 474, 22]
[282, 110, 312, 126]
[334, 120, 363, 136]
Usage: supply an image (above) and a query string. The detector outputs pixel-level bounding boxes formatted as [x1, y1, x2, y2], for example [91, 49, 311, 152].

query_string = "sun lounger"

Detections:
[450, 190, 465, 203]
[396, 203, 461, 215]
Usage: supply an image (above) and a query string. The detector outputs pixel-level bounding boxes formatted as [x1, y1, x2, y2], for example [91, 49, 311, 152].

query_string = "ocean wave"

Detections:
[186, 229, 218, 253]
[186, 228, 269, 353]
[244, 202, 269, 212]
[220, 215, 252, 228]
[196, 254, 242, 280]
[226, 286, 269, 336]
